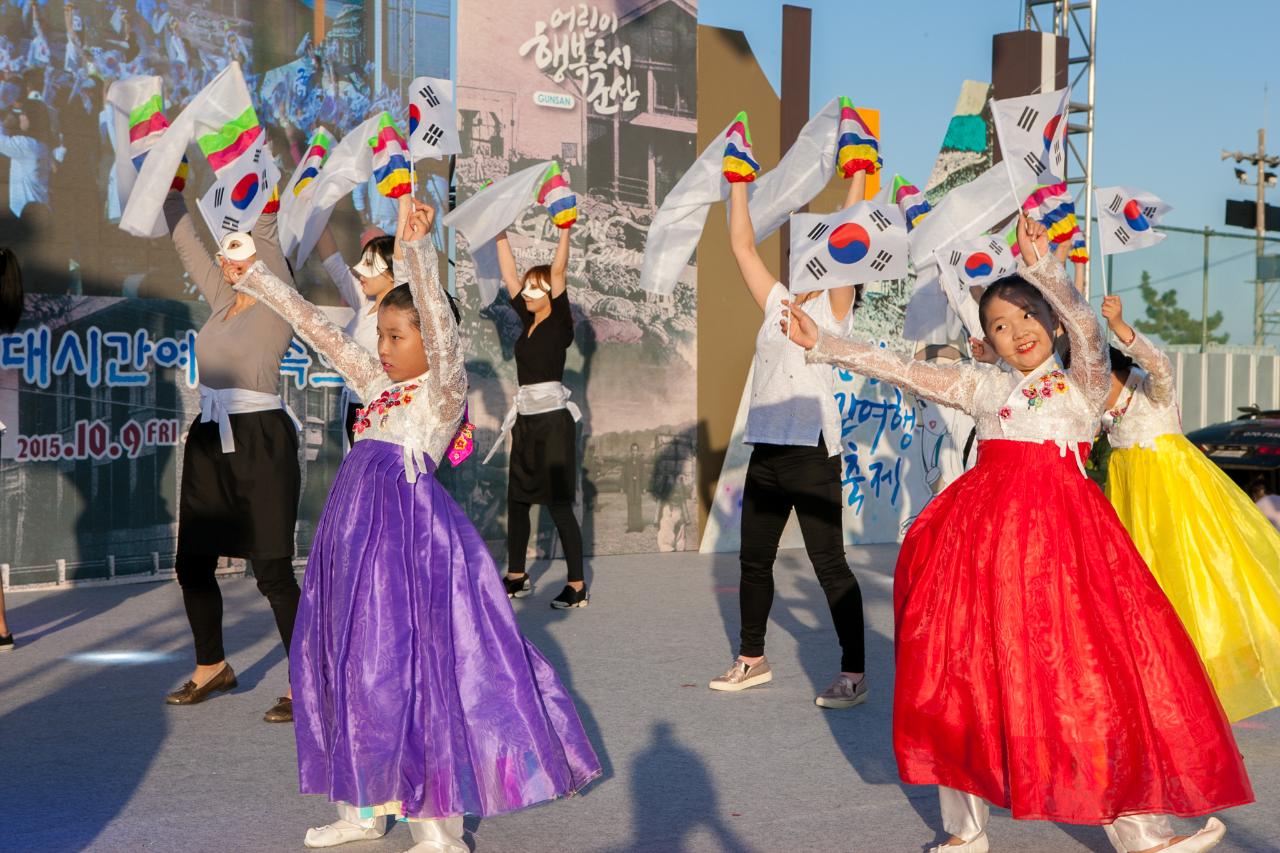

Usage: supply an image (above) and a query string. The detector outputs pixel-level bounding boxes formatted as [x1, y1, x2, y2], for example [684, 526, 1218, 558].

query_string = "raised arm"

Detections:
[728, 181, 777, 311]
[163, 190, 232, 312]
[494, 231, 522, 300]
[1102, 294, 1175, 407]
[249, 192, 293, 286]
[316, 224, 366, 312]
[549, 226, 571, 298]
[1015, 216, 1111, 412]
[233, 261, 386, 402]
[394, 198, 467, 427]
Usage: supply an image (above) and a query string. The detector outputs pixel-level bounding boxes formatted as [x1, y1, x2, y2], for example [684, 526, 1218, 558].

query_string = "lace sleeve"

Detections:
[806, 332, 985, 415]
[1018, 252, 1111, 411]
[234, 261, 387, 402]
[394, 236, 467, 426]
[1115, 328, 1175, 407]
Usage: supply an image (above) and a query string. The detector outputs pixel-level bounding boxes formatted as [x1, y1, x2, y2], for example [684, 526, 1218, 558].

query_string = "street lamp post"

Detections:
[1222, 131, 1280, 345]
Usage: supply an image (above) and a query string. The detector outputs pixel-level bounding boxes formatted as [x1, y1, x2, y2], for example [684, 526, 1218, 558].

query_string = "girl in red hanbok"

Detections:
[783, 216, 1251, 853]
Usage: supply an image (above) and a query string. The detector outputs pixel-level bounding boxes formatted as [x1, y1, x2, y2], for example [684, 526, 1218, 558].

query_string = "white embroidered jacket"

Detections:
[806, 253, 1110, 453]
[235, 236, 467, 480]
[1101, 329, 1180, 450]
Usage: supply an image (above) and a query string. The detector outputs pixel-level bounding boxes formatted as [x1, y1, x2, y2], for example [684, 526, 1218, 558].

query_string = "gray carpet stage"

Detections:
[1, 545, 1276, 853]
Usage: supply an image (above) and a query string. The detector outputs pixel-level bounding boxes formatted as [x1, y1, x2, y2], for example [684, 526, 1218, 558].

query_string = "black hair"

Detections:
[380, 283, 462, 328]
[360, 235, 395, 271]
[1108, 346, 1134, 375]
[0, 247, 23, 334]
[976, 274, 1053, 336]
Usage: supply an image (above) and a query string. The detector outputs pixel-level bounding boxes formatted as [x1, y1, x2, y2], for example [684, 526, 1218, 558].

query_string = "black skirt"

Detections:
[177, 410, 301, 560]
[507, 409, 577, 505]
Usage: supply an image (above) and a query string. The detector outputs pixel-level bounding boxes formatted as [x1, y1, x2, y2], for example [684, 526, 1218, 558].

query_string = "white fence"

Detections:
[1169, 345, 1280, 432]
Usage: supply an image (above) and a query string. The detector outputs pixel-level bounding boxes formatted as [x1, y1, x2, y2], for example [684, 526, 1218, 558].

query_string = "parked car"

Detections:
[1185, 406, 1280, 492]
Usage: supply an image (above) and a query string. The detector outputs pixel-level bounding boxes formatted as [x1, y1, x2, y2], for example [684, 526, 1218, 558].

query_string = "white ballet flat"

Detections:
[404, 815, 467, 853]
[303, 817, 389, 848]
[928, 832, 989, 853]
[1160, 818, 1226, 853]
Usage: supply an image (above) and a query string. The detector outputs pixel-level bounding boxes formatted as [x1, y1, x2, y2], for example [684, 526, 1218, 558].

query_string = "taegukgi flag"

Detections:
[196, 134, 281, 240]
[788, 201, 909, 294]
[1094, 185, 1172, 255]
[990, 88, 1069, 205]
[408, 76, 461, 160]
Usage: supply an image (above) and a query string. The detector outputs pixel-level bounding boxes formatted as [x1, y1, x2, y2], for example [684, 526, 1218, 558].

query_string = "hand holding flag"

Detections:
[722, 111, 759, 183]
[537, 162, 577, 229]
[837, 97, 881, 178]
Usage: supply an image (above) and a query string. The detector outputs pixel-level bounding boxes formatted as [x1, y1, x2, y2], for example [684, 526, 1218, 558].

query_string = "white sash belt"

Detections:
[482, 381, 582, 464]
[198, 385, 301, 454]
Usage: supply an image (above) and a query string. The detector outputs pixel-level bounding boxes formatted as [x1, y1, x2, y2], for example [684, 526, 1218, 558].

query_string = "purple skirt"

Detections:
[290, 439, 601, 819]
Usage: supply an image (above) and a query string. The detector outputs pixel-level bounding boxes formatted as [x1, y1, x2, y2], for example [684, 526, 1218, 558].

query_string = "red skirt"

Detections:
[892, 439, 1253, 824]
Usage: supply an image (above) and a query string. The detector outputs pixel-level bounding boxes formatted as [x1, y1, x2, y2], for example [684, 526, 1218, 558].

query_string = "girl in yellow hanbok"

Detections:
[1101, 293, 1280, 720]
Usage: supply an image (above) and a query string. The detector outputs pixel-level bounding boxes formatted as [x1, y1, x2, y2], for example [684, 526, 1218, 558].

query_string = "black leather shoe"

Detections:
[550, 585, 589, 609]
[263, 696, 293, 723]
[166, 664, 237, 705]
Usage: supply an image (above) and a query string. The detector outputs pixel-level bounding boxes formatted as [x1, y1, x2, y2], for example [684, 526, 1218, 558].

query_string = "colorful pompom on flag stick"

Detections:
[1069, 236, 1089, 264]
[261, 183, 280, 215]
[369, 113, 412, 199]
[837, 96, 881, 179]
[892, 175, 931, 232]
[723, 111, 760, 183]
[170, 155, 189, 193]
[537, 162, 577, 229]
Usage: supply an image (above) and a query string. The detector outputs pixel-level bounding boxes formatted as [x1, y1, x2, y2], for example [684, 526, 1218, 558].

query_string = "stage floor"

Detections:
[2, 545, 1276, 853]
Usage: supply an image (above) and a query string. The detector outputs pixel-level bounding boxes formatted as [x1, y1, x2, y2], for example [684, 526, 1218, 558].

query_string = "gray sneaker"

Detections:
[815, 674, 868, 709]
[708, 657, 773, 692]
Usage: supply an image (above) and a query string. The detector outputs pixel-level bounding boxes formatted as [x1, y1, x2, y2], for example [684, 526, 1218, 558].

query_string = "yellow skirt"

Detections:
[1108, 433, 1280, 721]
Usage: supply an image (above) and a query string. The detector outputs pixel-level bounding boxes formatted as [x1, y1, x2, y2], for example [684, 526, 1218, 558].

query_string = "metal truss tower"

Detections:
[1025, 0, 1098, 294]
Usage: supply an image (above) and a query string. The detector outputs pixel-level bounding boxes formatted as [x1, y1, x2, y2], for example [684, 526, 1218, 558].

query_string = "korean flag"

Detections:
[991, 88, 1069, 204]
[933, 235, 1018, 336]
[408, 76, 461, 160]
[788, 201, 909, 294]
[1094, 185, 1173, 255]
[196, 136, 281, 240]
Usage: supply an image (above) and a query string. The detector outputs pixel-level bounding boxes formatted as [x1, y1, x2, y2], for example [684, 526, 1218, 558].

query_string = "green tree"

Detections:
[1133, 271, 1228, 345]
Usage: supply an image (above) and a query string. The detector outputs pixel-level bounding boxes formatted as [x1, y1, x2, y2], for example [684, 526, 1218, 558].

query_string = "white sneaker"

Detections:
[304, 817, 389, 848]
[928, 832, 989, 853]
[1163, 818, 1226, 853]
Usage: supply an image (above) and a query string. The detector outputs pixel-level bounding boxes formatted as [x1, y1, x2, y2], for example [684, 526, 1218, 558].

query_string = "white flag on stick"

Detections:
[408, 76, 461, 160]
[196, 135, 281, 240]
[120, 62, 255, 237]
[638, 124, 731, 296]
[441, 161, 555, 304]
[907, 162, 1020, 265]
[290, 114, 388, 266]
[788, 201, 909, 293]
[748, 97, 841, 242]
[106, 76, 170, 237]
[990, 88, 1069, 205]
[1095, 186, 1172, 255]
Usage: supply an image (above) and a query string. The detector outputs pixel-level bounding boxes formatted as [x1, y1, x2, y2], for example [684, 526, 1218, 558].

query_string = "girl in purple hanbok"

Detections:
[233, 196, 600, 852]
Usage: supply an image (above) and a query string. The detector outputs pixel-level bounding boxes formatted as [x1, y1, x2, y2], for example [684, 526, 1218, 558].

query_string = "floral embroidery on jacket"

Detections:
[1022, 369, 1069, 410]
[353, 383, 421, 436]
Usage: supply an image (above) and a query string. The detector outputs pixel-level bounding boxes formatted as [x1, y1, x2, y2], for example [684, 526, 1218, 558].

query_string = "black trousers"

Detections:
[175, 551, 300, 666]
[507, 500, 584, 584]
[738, 442, 865, 673]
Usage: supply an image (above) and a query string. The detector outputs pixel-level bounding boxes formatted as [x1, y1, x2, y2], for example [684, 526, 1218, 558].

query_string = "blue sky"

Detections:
[698, 0, 1277, 345]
